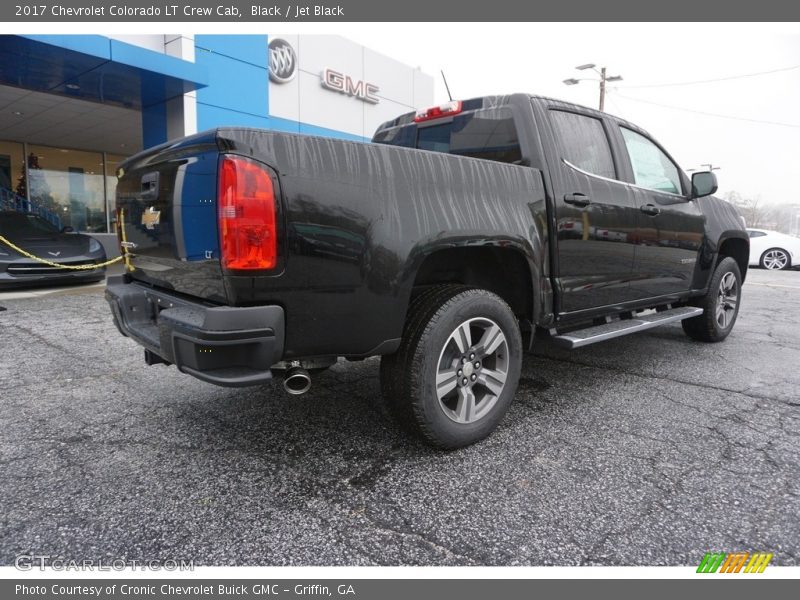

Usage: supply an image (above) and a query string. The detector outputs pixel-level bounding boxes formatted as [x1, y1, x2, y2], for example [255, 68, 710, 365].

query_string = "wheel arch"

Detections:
[717, 234, 749, 282]
[406, 244, 539, 324]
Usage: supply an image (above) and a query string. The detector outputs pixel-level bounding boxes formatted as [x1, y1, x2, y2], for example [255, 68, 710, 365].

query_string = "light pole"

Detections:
[563, 64, 623, 112]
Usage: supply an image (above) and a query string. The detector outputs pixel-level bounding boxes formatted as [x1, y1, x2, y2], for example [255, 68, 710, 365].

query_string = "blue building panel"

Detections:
[0, 35, 206, 113]
[21, 34, 111, 60]
[196, 103, 272, 132]
[194, 35, 268, 69]
[195, 49, 269, 118]
[109, 39, 208, 85]
[142, 102, 168, 150]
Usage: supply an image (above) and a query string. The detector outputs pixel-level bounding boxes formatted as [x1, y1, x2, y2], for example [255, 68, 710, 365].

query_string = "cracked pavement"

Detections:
[0, 268, 798, 566]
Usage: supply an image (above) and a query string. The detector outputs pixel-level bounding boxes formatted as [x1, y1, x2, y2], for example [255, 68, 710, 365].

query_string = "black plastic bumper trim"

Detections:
[105, 275, 284, 387]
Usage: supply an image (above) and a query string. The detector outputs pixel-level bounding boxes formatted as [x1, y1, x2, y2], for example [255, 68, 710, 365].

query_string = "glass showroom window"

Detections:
[0, 140, 25, 196]
[27, 145, 107, 232]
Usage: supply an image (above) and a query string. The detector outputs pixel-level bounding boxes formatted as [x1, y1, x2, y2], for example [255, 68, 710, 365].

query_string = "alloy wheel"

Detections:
[763, 249, 788, 270]
[435, 317, 509, 424]
[715, 271, 738, 329]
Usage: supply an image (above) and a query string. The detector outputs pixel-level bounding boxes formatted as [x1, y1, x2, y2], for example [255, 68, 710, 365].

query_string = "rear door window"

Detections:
[549, 110, 616, 180]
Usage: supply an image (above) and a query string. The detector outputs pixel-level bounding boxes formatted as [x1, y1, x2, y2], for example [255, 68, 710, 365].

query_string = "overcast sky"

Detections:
[348, 24, 800, 207]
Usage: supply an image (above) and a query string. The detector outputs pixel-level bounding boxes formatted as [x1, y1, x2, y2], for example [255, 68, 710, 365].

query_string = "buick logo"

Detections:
[268, 39, 296, 84]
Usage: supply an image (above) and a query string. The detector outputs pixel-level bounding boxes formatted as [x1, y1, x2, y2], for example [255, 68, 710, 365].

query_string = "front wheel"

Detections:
[760, 248, 791, 270]
[682, 256, 742, 343]
[380, 287, 522, 449]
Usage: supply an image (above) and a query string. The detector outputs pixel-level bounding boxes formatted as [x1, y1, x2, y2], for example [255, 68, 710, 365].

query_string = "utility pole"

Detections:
[599, 67, 607, 112]
[563, 64, 623, 112]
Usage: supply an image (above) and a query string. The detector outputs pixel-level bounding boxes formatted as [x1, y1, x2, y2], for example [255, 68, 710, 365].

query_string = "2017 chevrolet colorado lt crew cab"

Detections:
[105, 94, 749, 448]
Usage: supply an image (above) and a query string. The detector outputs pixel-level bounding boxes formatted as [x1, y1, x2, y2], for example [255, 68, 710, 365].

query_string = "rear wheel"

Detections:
[380, 287, 522, 449]
[760, 248, 790, 270]
[682, 256, 742, 343]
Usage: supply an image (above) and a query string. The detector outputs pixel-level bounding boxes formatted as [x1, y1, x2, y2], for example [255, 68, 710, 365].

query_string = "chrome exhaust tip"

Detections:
[283, 367, 311, 395]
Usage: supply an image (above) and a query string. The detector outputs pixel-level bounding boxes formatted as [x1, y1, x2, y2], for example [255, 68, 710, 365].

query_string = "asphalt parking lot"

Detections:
[1, 268, 798, 566]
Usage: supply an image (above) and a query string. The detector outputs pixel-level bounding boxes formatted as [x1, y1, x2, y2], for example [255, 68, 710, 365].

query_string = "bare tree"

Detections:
[724, 191, 767, 228]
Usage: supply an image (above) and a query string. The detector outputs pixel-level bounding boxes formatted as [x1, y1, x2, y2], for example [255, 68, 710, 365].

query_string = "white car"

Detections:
[747, 228, 800, 270]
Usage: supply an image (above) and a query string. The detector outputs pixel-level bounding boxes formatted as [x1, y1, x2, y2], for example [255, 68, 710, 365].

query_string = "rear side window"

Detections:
[374, 108, 523, 165]
[748, 230, 766, 238]
[549, 110, 616, 180]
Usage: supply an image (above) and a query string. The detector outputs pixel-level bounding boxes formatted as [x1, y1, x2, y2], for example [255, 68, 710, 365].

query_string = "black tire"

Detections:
[760, 247, 791, 270]
[682, 256, 742, 343]
[380, 286, 522, 449]
[380, 284, 464, 424]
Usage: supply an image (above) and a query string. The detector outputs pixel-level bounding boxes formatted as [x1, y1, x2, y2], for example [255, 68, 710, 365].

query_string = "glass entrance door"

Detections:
[27, 145, 107, 232]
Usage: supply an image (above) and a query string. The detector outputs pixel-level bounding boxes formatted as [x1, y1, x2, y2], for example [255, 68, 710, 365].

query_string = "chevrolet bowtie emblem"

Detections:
[141, 207, 161, 230]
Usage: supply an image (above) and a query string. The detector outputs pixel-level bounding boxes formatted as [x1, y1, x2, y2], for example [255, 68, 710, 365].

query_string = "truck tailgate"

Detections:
[116, 137, 226, 303]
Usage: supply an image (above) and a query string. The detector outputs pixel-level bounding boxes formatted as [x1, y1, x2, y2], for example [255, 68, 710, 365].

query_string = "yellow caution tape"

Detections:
[119, 207, 134, 272]
[0, 234, 123, 270]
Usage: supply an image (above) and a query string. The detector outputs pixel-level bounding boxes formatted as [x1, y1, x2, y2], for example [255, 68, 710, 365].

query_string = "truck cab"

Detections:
[373, 94, 748, 327]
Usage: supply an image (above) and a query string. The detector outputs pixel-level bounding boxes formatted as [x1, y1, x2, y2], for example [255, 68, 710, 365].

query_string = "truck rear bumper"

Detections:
[105, 275, 284, 387]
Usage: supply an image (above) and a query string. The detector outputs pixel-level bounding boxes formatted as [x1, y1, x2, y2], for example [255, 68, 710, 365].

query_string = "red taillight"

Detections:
[414, 100, 462, 123]
[218, 155, 277, 270]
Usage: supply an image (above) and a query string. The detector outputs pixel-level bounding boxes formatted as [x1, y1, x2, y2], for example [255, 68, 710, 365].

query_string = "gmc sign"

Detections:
[321, 68, 380, 104]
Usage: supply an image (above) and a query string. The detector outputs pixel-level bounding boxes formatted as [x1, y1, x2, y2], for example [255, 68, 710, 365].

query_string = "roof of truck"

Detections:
[374, 93, 649, 140]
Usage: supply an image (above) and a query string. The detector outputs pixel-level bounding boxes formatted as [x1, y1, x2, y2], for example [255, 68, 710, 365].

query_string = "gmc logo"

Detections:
[321, 68, 380, 104]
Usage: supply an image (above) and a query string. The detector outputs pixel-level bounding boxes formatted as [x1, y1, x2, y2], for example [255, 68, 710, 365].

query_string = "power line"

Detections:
[615, 64, 800, 89]
[613, 92, 800, 128]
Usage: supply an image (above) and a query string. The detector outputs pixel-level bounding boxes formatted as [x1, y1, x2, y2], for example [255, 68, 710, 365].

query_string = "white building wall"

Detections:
[106, 35, 169, 53]
[163, 35, 198, 138]
[269, 35, 434, 139]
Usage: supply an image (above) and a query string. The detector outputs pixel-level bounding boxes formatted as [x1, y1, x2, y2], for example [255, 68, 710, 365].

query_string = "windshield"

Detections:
[0, 213, 60, 237]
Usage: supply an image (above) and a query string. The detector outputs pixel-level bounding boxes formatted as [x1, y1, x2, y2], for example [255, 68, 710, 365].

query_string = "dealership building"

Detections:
[0, 34, 434, 242]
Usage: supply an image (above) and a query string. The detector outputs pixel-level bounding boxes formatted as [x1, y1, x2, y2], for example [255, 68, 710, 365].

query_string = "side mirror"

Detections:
[61, 226, 74, 233]
[691, 171, 718, 199]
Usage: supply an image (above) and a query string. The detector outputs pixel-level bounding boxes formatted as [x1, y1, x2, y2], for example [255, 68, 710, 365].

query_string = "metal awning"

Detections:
[0, 35, 208, 111]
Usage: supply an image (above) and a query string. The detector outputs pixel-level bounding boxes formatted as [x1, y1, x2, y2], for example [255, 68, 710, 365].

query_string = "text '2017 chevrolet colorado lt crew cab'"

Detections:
[106, 94, 749, 448]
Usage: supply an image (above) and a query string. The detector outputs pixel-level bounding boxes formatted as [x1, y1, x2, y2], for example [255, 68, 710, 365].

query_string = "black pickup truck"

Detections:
[106, 94, 748, 448]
